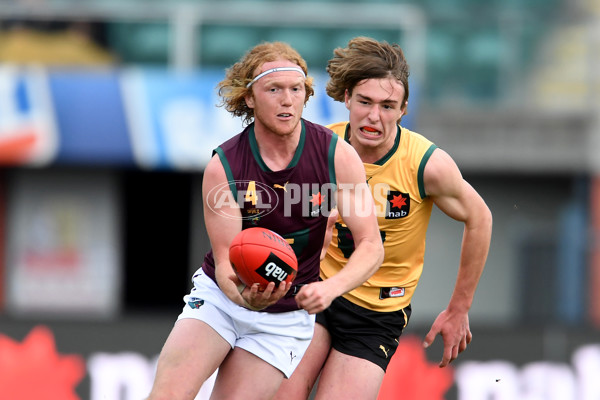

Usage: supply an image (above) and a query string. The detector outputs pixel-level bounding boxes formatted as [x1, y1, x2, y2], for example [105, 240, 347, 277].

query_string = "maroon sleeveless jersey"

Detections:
[202, 119, 338, 312]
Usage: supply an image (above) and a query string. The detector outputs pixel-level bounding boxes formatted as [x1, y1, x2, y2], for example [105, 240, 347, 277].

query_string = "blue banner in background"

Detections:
[48, 70, 134, 166]
[1, 67, 419, 170]
[121, 68, 242, 170]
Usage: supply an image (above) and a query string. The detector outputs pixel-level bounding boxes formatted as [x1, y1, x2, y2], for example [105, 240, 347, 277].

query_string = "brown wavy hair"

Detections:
[326, 37, 410, 118]
[217, 41, 315, 126]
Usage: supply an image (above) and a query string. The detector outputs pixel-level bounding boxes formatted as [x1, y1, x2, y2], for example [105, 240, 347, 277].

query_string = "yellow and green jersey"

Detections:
[322, 121, 437, 312]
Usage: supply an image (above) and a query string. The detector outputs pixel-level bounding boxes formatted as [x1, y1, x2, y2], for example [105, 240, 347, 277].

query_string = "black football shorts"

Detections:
[316, 295, 411, 371]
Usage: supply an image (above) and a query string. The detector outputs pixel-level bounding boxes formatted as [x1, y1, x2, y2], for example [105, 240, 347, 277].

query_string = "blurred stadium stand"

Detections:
[1, 1, 600, 399]
[0, 0, 582, 105]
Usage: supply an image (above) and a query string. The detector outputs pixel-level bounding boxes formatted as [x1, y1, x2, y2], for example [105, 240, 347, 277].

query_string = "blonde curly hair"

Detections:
[217, 41, 315, 126]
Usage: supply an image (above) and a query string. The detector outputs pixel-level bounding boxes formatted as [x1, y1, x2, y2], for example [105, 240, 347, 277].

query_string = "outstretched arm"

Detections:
[421, 148, 493, 367]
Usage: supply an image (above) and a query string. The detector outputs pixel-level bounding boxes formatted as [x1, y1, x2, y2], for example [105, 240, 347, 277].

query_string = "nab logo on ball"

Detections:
[229, 227, 298, 290]
[255, 253, 295, 285]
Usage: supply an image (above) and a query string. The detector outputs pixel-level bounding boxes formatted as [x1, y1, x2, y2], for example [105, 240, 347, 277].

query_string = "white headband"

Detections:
[246, 67, 306, 88]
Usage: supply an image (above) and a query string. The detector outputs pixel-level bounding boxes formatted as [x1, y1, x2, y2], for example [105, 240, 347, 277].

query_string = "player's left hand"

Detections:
[422, 309, 472, 367]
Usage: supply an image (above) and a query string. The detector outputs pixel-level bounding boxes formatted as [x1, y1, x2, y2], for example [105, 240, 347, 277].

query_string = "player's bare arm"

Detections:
[296, 139, 383, 314]
[421, 148, 493, 367]
[331, 140, 384, 293]
[203, 155, 289, 310]
[320, 208, 338, 260]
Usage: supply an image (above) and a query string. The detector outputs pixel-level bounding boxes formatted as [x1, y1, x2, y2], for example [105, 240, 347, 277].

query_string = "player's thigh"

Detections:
[211, 347, 285, 400]
[149, 318, 230, 399]
[314, 348, 385, 400]
[274, 323, 332, 400]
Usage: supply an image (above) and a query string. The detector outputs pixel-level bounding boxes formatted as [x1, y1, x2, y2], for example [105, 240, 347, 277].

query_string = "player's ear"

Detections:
[397, 100, 408, 124]
[245, 92, 255, 109]
[344, 89, 351, 110]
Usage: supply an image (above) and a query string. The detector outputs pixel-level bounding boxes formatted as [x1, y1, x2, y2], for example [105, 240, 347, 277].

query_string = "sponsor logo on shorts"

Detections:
[187, 298, 205, 309]
[379, 345, 390, 358]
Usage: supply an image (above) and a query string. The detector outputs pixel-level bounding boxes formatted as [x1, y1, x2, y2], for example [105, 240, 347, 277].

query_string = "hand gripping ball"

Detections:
[229, 227, 298, 290]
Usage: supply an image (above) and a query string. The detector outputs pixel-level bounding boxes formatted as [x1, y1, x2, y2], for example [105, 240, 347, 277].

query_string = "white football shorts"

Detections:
[177, 268, 315, 378]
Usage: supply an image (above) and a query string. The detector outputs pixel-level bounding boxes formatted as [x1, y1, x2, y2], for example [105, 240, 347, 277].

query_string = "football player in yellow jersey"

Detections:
[275, 37, 492, 400]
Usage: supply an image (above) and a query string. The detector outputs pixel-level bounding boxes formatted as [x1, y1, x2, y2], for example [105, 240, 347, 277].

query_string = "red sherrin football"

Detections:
[229, 227, 298, 290]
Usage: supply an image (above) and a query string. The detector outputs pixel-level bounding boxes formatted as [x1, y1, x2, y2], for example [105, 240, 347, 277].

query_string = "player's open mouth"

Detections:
[361, 126, 380, 136]
[278, 113, 292, 117]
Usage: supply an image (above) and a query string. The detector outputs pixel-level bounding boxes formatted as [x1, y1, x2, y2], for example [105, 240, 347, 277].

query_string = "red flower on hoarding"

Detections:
[378, 335, 454, 400]
[0, 325, 85, 400]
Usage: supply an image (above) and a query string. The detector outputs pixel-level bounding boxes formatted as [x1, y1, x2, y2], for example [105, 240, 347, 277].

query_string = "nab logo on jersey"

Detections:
[385, 191, 410, 219]
[308, 191, 326, 217]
